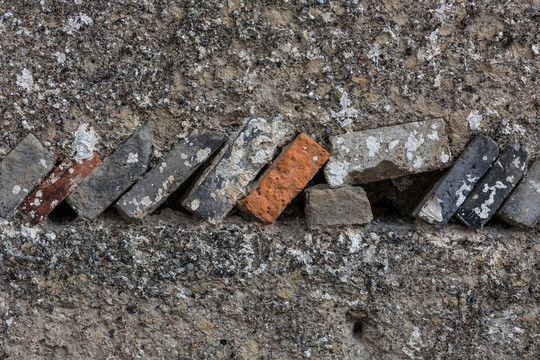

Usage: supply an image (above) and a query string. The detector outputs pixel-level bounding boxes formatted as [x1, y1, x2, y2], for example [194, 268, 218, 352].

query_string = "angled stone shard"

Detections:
[0, 134, 55, 219]
[324, 119, 452, 187]
[182, 115, 294, 225]
[67, 121, 153, 220]
[239, 134, 329, 224]
[304, 184, 373, 230]
[456, 144, 528, 229]
[412, 134, 499, 226]
[498, 158, 540, 228]
[22, 153, 101, 223]
[115, 130, 227, 220]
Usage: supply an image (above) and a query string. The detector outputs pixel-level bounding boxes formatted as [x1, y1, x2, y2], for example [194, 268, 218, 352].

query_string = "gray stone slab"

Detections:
[324, 119, 452, 187]
[182, 115, 294, 225]
[304, 184, 373, 230]
[115, 130, 227, 220]
[67, 121, 153, 220]
[412, 134, 499, 225]
[498, 158, 540, 228]
[456, 144, 528, 229]
[0, 134, 55, 218]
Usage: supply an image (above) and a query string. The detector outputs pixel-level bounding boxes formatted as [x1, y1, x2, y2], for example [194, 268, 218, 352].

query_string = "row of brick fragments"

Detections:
[0, 115, 538, 230]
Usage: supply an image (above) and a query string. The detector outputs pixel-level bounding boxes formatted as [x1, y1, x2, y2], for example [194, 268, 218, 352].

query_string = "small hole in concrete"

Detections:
[352, 320, 364, 341]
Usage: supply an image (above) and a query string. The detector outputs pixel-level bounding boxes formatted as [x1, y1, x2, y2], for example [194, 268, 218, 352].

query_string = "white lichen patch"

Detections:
[40, 159, 48, 168]
[195, 148, 211, 163]
[330, 87, 359, 127]
[455, 181, 473, 207]
[388, 139, 399, 150]
[530, 180, 540, 194]
[140, 196, 152, 207]
[467, 111, 483, 130]
[440, 152, 450, 163]
[419, 195, 443, 223]
[366, 136, 381, 157]
[427, 131, 439, 140]
[126, 152, 139, 164]
[473, 181, 507, 219]
[190, 199, 200, 210]
[73, 123, 98, 162]
[16, 68, 36, 92]
[12, 185, 21, 195]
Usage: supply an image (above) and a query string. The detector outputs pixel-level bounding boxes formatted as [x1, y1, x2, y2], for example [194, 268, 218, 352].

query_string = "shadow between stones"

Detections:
[47, 200, 78, 223]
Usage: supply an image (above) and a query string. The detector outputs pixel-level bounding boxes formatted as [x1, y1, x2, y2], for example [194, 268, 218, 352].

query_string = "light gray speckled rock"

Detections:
[182, 115, 294, 225]
[498, 157, 540, 228]
[115, 130, 227, 220]
[456, 144, 528, 229]
[67, 122, 153, 220]
[0, 134, 55, 218]
[413, 134, 499, 226]
[305, 184, 373, 230]
[324, 119, 452, 186]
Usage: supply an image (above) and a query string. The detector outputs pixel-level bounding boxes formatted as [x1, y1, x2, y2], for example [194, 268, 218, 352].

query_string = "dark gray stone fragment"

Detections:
[0, 134, 55, 218]
[182, 115, 294, 225]
[412, 134, 499, 225]
[115, 130, 227, 220]
[456, 144, 528, 229]
[305, 184, 373, 230]
[498, 158, 540, 228]
[67, 122, 153, 220]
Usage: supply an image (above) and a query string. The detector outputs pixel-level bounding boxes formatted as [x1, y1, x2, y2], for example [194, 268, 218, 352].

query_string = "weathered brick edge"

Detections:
[0, 134, 56, 219]
[412, 134, 499, 226]
[239, 134, 329, 224]
[114, 130, 227, 220]
[456, 144, 528, 229]
[182, 115, 295, 225]
[22, 153, 101, 223]
[66, 121, 153, 220]
[498, 157, 540, 228]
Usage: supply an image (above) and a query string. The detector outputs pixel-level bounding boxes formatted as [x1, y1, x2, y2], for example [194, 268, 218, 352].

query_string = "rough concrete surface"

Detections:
[0, 0, 540, 359]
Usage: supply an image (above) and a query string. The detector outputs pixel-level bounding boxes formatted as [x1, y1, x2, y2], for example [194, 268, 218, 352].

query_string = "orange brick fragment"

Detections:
[240, 134, 329, 224]
[21, 153, 101, 223]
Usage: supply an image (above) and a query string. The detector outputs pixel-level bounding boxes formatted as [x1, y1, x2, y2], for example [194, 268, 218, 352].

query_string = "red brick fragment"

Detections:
[21, 153, 101, 223]
[240, 134, 329, 224]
